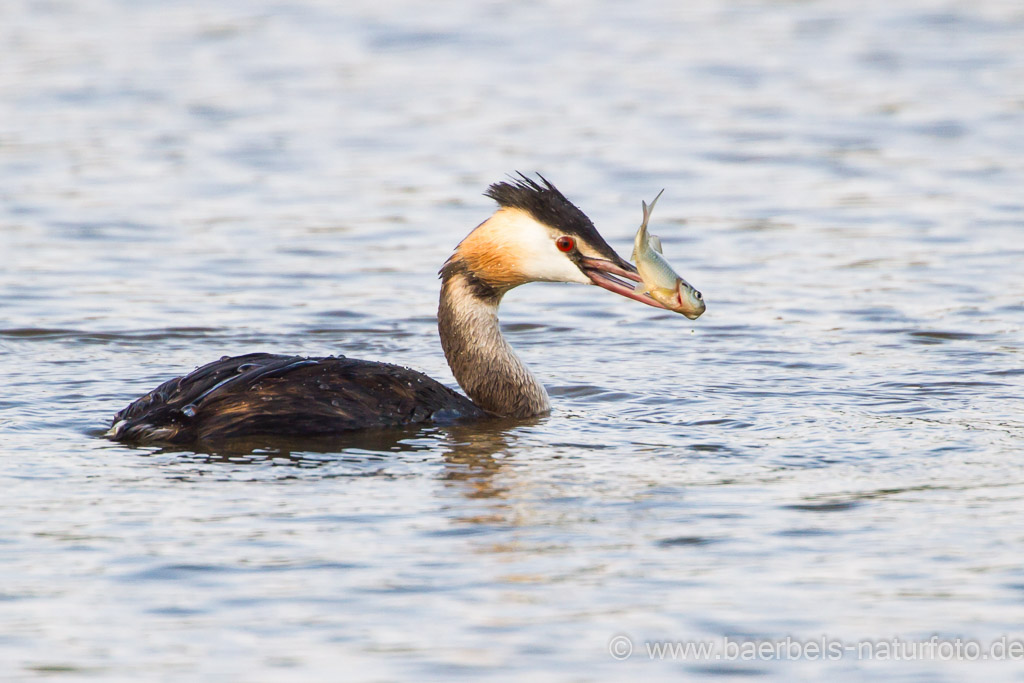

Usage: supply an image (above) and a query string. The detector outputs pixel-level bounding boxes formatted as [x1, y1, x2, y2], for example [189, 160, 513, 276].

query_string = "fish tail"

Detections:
[634, 189, 665, 262]
[642, 189, 664, 228]
[637, 189, 664, 244]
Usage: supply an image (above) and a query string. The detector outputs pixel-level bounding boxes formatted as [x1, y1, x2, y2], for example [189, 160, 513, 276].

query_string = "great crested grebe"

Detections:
[108, 175, 703, 444]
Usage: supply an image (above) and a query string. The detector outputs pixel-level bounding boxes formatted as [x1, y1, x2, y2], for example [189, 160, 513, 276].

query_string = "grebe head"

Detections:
[444, 173, 671, 309]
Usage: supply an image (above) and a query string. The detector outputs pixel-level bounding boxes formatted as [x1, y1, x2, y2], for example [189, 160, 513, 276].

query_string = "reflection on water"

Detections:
[2, 0, 1024, 679]
[120, 420, 528, 500]
[437, 420, 537, 506]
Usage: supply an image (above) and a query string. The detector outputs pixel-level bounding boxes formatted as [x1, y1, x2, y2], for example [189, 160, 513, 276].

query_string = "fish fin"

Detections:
[633, 281, 647, 293]
[638, 189, 665, 237]
[634, 189, 666, 263]
[648, 234, 663, 254]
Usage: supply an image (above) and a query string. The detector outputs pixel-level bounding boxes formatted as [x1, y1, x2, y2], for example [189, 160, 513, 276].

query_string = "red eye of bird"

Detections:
[555, 236, 575, 252]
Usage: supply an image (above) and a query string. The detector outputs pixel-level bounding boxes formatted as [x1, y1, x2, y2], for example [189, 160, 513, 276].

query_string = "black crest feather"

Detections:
[484, 173, 619, 262]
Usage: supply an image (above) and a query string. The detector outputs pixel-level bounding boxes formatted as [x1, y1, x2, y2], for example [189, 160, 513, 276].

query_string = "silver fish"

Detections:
[631, 190, 706, 319]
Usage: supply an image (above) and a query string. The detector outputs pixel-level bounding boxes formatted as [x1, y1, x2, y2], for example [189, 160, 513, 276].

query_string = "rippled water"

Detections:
[3, 0, 1024, 679]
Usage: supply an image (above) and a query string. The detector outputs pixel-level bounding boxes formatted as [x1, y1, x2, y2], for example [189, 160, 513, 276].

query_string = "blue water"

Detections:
[2, 0, 1023, 680]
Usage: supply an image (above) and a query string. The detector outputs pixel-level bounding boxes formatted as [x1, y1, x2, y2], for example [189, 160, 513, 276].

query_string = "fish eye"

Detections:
[695, 291, 703, 300]
[555, 235, 575, 252]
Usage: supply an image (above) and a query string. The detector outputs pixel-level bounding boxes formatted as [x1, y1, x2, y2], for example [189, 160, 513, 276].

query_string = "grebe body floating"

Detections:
[108, 174, 704, 445]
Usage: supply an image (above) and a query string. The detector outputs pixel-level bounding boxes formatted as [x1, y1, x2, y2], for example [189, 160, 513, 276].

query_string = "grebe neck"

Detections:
[437, 263, 550, 418]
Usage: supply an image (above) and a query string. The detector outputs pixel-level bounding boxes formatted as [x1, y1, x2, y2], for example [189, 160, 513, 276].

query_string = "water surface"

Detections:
[2, 0, 1023, 680]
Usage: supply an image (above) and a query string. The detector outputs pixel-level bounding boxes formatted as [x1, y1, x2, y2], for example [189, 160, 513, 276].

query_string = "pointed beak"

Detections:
[579, 256, 670, 310]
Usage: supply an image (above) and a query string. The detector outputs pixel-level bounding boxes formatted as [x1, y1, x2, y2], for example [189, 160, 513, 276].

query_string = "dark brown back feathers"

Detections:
[111, 353, 484, 444]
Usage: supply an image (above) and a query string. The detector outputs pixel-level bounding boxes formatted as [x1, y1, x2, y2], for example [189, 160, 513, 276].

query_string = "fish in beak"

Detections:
[580, 255, 673, 310]
[628, 190, 706, 320]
